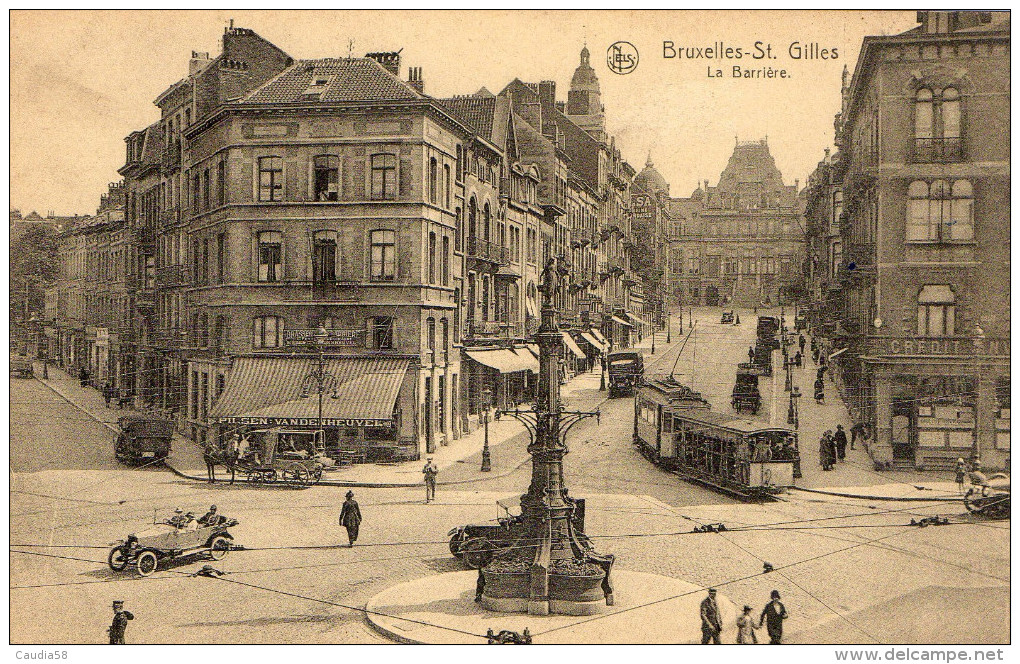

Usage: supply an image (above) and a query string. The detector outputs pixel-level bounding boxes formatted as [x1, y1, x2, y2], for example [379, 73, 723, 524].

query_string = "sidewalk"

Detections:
[33, 360, 606, 488]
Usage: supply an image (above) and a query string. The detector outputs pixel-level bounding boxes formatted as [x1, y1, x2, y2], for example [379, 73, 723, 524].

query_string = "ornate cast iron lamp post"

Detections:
[484, 258, 613, 616]
[481, 387, 492, 472]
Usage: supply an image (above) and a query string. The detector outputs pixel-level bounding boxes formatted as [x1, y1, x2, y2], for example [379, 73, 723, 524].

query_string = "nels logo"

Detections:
[607, 41, 639, 75]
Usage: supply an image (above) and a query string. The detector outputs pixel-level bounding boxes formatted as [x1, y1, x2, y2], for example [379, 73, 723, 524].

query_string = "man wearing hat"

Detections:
[338, 491, 362, 547]
[759, 590, 789, 644]
[699, 588, 723, 644]
[168, 507, 187, 528]
[107, 600, 134, 644]
[198, 505, 220, 527]
[422, 457, 439, 503]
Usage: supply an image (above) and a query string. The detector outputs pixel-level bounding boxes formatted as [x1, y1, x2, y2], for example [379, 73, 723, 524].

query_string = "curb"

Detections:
[788, 486, 962, 503]
[33, 374, 119, 434]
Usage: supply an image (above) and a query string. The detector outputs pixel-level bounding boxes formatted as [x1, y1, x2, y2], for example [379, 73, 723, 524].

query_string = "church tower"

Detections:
[566, 46, 606, 140]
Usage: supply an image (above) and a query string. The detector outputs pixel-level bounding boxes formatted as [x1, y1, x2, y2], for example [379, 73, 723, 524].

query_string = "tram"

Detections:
[634, 380, 798, 500]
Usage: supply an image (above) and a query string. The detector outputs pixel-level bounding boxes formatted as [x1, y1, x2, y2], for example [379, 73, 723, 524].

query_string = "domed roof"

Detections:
[633, 154, 669, 196]
[570, 45, 600, 92]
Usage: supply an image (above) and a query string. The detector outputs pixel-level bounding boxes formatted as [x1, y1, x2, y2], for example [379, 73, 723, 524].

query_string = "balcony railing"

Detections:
[466, 236, 510, 265]
[913, 137, 962, 163]
[155, 264, 190, 288]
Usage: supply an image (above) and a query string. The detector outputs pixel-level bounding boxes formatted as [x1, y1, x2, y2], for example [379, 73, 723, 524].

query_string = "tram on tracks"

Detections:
[634, 378, 798, 500]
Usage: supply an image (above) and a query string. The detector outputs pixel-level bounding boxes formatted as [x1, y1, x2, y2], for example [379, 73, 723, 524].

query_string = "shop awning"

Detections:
[611, 315, 633, 327]
[590, 328, 609, 346]
[627, 312, 649, 325]
[562, 332, 586, 358]
[526, 343, 540, 358]
[466, 348, 530, 373]
[210, 357, 410, 425]
[828, 347, 848, 359]
[579, 331, 606, 353]
[513, 348, 539, 374]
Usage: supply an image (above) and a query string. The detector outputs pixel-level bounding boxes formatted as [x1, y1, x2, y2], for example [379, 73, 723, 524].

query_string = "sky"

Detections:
[10, 10, 920, 216]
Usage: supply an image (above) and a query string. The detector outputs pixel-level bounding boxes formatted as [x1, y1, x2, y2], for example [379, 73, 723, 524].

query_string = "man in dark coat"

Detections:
[103, 382, 114, 408]
[814, 377, 825, 404]
[850, 422, 867, 450]
[338, 491, 362, 547]
[748, 346, 755, 364]
[760, 590, 789, 644]
[108, 600, 134, 644]
[833, 425, 848, 461]
[798, 334, 806, 355]
[700, 588, 723, 644]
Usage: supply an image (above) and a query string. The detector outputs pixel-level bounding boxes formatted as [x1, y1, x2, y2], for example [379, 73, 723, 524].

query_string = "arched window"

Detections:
[917, 285, 955, 337]
[483, 202, 491, 242]
[443, 164, 451, 208]
[428, 231, 437, 284]
[915, 88, 934, 140]
[467, 197, 477, 239]
[941, 87, 960, 139]
[313, 155, 339, 201]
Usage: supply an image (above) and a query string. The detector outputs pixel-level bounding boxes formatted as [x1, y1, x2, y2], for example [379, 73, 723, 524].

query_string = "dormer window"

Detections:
[302, 75, 333, 98]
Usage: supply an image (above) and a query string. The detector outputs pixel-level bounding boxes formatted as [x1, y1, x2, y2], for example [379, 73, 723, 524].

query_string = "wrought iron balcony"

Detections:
[913, 137, 962, 163]
[466, 236, 510, 265]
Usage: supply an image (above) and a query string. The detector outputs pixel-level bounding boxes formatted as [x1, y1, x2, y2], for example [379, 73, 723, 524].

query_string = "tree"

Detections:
[10, 225, 59, 324]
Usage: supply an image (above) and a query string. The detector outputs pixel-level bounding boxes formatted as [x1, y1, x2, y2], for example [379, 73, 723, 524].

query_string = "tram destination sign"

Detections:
[284, 328, 366, 347]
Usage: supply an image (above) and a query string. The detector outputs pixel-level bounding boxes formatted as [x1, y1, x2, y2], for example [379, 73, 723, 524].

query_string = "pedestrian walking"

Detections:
[107, 600, 134, 644]
[814, 377, 825, 404]
[103, 382, 114, 408]
[798, 334, 806, 355]
[423, 457, 438, 503]
[827, 432, 838, 471]
[819, 433, 833, 471]
[734, 314, 741, 325]
[736, 605, 759, 644]
[850, 422, 865, 450]
[759, 590, 788, 644]
[79, 366, 89, 387]
[203, 441, 218, 483]
[748, 346, 755, 364]
[793, 350, 802, 367]
[833, 424, 848, 462]
[812, 347, 820, 364]
[338, 490, 362, 547]
[955, 458, 968, 494]
[700, 588, 723, 644]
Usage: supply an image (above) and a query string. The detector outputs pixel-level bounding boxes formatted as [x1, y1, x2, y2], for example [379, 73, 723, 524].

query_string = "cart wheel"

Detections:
[246, 470, 262, 484]
[107, 546, 129, 571]
[449, 532, 466, 558]
[460, 538, 493, 569]
[209, 536, 230, 561]
[308, 465, 324, 485]
[136, 550, 158, 577]
[281, 464, 309, 487]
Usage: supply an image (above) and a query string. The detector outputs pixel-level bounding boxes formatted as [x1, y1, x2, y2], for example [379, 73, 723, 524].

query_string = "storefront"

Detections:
[462, 347, 537, 418]
[209, 356, 417, 463]
[561, 331, 589, 377]
[863, 336, 1010, 471]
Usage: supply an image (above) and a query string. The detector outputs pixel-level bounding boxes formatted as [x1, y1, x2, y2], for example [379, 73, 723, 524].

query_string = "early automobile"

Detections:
[964, 472, 1010, 519]
[448, 498, 587, 569]
[114, 415, 175, 464]
[731, 371, 762, 415]
[107, 512, 239, 576]
[607, 349, 645, 398]
[10, 354, 34, 378]
[720, 311, 734, 324]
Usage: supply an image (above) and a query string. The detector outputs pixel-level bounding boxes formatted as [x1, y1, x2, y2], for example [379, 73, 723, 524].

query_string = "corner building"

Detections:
[831, 11, 1009, 470]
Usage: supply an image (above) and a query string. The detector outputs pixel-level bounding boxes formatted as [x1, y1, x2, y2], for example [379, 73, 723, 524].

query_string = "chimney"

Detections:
[190, 51, 211, 75]
[366, 51, 401, 76]
[794, 179, 800, 190]
[704, 180, 709, 191]
[407, 66, 424, 93]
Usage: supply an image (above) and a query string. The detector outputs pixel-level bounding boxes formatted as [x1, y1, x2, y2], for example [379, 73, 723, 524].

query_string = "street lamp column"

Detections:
[972, 326, 985, 465]
[481, 387, 492, 472]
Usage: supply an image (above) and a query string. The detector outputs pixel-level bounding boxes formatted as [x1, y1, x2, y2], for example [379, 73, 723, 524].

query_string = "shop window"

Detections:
[257, 231, 282, 282]
[253, 316, 284, 348]
[370, 153, 397, 200]
[917, 285, 956, 337]
[313, 230, 337, 284]
[258, 156, 283, 202]
[369, 229, 396, 281]
[313, 155, 340, 201]
[371, 316, 394, 350]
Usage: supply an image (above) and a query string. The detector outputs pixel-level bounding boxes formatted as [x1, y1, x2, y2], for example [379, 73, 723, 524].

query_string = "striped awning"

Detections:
[513, 348, 539, 374]
[590, 328, 609, 346]
[579, 331, 606, 353]
[210, 357, 410, 423]
[562, 332, 586, 358]
[466, 348, 529, 373]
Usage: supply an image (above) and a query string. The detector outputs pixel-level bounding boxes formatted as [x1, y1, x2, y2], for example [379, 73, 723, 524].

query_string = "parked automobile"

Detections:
[114, 415, 174, 464]
[607, 350, 644, 398]
[720, 311, 734, 324]
[10, 354, 33, 378]
[731, 371, 762, 415]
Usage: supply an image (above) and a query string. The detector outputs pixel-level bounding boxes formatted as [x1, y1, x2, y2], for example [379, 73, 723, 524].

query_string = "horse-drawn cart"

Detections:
[234, 428, 326, 487]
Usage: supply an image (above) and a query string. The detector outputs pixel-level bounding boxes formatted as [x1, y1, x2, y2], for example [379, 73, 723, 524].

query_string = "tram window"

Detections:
[663, 416, 673, 433]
